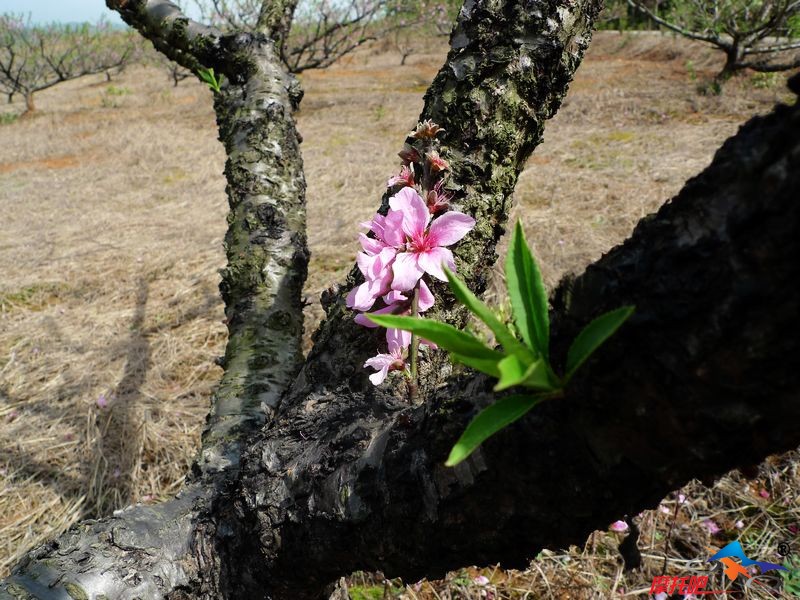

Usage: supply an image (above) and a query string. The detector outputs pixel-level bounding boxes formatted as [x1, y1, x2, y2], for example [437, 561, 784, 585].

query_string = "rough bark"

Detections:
[0, 2, 308, 599]
[1, 0, 799, 597]
[211, 83, 800, 600]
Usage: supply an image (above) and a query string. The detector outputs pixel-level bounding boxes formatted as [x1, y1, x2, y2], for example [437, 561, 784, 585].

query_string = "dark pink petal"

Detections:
[389, 187, 429, 239]
[610, 520, 628, 532]
[428, 211, 475, 247]
[418, 247, 455, 281]
[392, 252, 424, 291]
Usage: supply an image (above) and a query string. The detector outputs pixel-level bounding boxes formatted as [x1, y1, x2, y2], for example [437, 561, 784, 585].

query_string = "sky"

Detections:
[0, 0, 202, 25]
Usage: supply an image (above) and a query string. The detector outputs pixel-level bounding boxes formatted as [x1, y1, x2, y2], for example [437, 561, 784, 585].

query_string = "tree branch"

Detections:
[105, 0, 229, 75]
[626, 0, 729, 47]
[744, 40, 800, 54]
[740, 55, 800, 70]
[2, 0, 798, 598]
[256, 0, 300, 41]
[221, 80, 800, 600]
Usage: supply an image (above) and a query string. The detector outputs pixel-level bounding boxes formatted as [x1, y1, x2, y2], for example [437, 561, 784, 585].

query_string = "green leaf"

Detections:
[444, 268, 532, 359]
[367, 315, 500, 360]
[197, 67, 222, 92]
[450, 353, 502, 378]
[494, 354, 554, 392]
[564, 306, 635, 382]
[445, 395, 544, 466]
[495, 354, 528, 390]
[506, 221, 550, 359]
[198, 68, 212, 84]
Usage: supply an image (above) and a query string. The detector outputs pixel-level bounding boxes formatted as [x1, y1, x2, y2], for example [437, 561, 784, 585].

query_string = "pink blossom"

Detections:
[346, 210, 406, 311]
[759, 489, 770, 499]
[426, 179, 452, 214]
[473, 575, 489, 586]
[678, 493, 687, 504]
[426, 150, 449, 172]
[97, 393, 109, 409]
[347, 247, 396, 311]
[659, 505, 671, 514]
[735, 520, 744, 529]
[702, 519, 721, 535]
[387, 165, 415, 188]
[355, 282, 435, 350]
[364, 330, 407, 385]
[389, 187, 475, 290]
[355, 281, 434, 326]
[610, 520, 628, 532]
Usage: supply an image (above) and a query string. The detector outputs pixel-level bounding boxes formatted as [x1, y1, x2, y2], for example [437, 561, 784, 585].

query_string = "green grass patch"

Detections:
[0, 282, 73, 313]
[0, 112, 19, 126]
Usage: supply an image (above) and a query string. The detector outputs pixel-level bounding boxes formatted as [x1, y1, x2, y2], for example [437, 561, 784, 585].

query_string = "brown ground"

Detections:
[0, 31, 798, 598]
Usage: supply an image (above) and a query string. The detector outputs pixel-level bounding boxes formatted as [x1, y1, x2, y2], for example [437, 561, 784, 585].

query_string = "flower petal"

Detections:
[368, 365, 390, 385]
[346, 281, 378, 311]
[382, 290, 407, 305]
[354, 304, 398, 328]
[365, 353, 393, 370]
[427, 211, 475, 247]
[389, 187, 429, 239]
[359, 233, 384, 255]
[610, 520, 628, 532]
[381, 209, 406, 247]
[387, 327, 410, 351]
[418, 246, 454, 281]
[392, 252, 424, 291]
[417, 279, 434, 312]
[356, 251, 376, 277]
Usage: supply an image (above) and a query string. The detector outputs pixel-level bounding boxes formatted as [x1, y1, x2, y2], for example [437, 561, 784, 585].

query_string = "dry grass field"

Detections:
[1, 30, 798, 598]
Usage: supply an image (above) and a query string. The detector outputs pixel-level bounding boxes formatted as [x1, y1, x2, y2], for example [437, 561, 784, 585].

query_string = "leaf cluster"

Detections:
[197, 66, 224, 92]
[370, 221, 633, 466]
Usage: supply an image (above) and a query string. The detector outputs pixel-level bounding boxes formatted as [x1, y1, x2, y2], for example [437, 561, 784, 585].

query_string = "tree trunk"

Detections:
[1, 0, 799, 596]
[23, 92, 34, 115]
[712, 45, 742, 91]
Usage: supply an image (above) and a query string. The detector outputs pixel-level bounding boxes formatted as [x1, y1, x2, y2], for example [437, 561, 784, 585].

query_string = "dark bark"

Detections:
[211, 83, 800, 600]
[1, 0, 799, 597]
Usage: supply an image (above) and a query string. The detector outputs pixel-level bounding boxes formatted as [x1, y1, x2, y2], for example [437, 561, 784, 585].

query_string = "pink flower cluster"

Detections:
[347, 127, 475, 385]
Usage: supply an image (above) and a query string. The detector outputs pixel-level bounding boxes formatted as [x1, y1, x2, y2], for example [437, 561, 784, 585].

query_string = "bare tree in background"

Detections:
[0, 0, 799, 598]
[187, 0, 413, 72]
[0, 15, 137, 114]
[628, 0, 800, 87]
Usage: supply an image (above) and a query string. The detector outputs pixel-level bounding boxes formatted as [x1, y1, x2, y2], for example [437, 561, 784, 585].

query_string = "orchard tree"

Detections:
[1, 0, 799, 598]
[628, 0, 800, 86]
[186, 0, 411, 72]
[0, 15, 137, 113]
